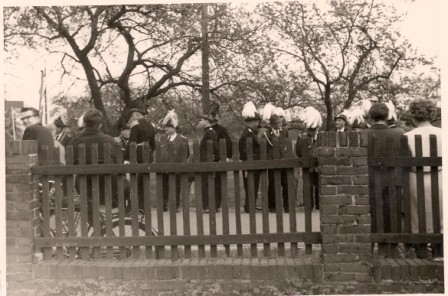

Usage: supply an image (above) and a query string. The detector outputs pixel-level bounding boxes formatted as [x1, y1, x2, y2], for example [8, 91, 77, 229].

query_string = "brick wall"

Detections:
[317, 132, 373, 283]
[5, 141, 40, 296]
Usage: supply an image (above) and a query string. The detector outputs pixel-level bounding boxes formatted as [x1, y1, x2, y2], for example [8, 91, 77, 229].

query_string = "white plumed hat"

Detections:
[301, 106, 322, 129]
[162, 109, 179, 128]
[242, 101, 261, 122]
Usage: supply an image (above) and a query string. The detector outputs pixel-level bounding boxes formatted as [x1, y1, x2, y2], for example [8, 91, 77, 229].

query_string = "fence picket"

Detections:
[168, 141, 178, 260]
[65, 145, 76, 259]
[415, 135, 426, 235]
[286, 138, 298, 257]
[142, 142, 153, 259]
[91, 144, 101, 259]
[40, 146, 52, 259]
[207, 140, 218, 258]
[77, 144, 90, 259]
[155, 140, 165, 259]
[273, 138, 285, 257]
[429, 135, 441, 234]
[260, 137, 270, 257]
[180, 143, 191, 258]
[232, 140, 243, 257]
[114, 143, 127, 259]
[246, 137, 257, 257]
[54, 174, 63, 259]
[219, 139, 230, 256]
[129, 142, 140, 258]
[103, 143, 113, 259]
[401, 136, 412, 235]
[300, 138, 312, 254]
[193, 141, 205, 258]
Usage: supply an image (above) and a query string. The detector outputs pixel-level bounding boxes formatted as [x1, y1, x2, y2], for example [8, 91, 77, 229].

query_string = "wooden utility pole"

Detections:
[201, 4, 210, 114]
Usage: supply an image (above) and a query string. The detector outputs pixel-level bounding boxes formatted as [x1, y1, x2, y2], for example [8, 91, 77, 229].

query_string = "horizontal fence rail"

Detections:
[368, 133, 443, 258]
[33, 137, 321, 260]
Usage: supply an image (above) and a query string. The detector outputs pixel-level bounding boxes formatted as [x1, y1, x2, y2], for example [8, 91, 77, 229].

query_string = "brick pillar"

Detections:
[317, 132, 373, 283]
[6, 141, 39, 295]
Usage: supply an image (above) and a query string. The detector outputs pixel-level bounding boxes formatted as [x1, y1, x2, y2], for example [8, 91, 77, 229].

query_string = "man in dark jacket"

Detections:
[239, 102, 262, 213]
[364, 103, 404, 257]
[208, 102, 233, 210]
[265, 114, 289, 212]
[126, 108, 156, 163]
[70, 110, 118, 220]
[20, 107, 55, 164]
[198, 114, 219, 213]
[53, 116, 72, 147]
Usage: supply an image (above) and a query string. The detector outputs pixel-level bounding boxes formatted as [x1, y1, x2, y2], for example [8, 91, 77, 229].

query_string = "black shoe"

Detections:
[163, 207, 168, 212]
[203, 208, 209, 213]
[243, 207, 249, 213]
[284, 208, 289, 213]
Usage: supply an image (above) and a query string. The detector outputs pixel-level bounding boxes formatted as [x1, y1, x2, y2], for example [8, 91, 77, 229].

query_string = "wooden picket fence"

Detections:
[32, 137, 321, 260]
[368, 133, 443, 257]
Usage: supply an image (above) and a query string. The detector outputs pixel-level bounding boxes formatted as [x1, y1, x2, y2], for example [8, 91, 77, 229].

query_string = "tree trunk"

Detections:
[323, 85, 334, 131]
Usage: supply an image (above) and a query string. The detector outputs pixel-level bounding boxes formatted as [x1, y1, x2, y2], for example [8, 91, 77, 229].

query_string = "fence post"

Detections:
[5, 140, 40, 295]
[317, 132, 373, 283]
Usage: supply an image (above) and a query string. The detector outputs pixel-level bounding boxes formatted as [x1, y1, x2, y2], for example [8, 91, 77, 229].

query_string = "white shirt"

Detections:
[405, 123, 442, 172]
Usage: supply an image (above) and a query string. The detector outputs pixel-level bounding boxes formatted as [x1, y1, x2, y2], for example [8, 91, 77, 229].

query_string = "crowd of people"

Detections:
[19, 97, 442, 259]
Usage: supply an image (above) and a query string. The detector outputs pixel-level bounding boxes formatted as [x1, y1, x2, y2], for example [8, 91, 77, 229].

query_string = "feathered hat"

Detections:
[162, 109, 179, 128]
[301, 106, 323, 129]
[77, 115, 85, 129]
[53, 116, 68, 128]
[262, 103, 275, 123]
[270, 106, 285, 125]
[242, 101, 261, 122]
[360, 99, 372, 119]
[384, 101, 397, 122]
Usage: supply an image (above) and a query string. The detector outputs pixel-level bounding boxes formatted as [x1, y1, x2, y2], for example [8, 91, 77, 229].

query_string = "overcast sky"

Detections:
[1, 0, 446, 109]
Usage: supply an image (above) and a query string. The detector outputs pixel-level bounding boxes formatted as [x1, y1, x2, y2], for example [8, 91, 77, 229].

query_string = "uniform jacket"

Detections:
[364, 123, 404, 157]
[212, 123, 233, 158]
[295, 131, 317, 158]
[55, 131, 73, 147]
[160, 134, 190, 163]
[70, 127, 116, 165]
[264, 127, 289, 159]
[200, 127, 219, 162]
[238, 127, 261, 161]
[127, 118, 155, 162]
[22, 123, 55, 164]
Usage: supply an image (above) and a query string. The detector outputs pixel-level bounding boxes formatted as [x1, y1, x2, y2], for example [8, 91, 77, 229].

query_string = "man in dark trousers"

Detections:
[207, 101, 233, 211]
[364, 102, 404, 257]
[239, 101, 262, 213]
[126, 108, 156, 210]
[20, 107, 55, 164]
[265, 113, 289, 212]
[198, 113, 219, 213]
[70, 109, 117, 222]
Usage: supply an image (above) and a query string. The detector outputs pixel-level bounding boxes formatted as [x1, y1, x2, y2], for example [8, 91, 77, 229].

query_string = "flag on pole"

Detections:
[39, 68, 49, 125]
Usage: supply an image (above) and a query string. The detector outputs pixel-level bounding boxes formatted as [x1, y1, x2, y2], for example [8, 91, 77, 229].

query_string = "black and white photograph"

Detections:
[1, 0, 446, 294]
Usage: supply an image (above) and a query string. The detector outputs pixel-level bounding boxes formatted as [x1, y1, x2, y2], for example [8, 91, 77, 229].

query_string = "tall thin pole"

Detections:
[201, 4, 210, 114]
[11, 107, 16, 140]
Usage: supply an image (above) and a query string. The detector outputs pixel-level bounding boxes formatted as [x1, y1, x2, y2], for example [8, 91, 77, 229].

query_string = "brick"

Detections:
[395, 258, 410, 280]
[6, 191, 36, 203]
[355, 216, 371, 225]
[338, 225, 371, 234]
[354, 235, 371, 243]
[355, 272, 372, 282]
[436, 262, 444, 281]
[380, 259, 391, 280]
[321, 215, 354, 225]
[323, 263, 339, 272]
[338, 243, 371, 253]
[336, 148, 351, 157]
[352, 157, 367, 166]
[322, 254, 360, 263]
[320, 186, 336, 196]
[318, 157, 351, 166]
[7, 210, 35, 221]
[321, 225, 337, 234]
[320, 176, 352, 186]
[353, 175, 369, 185]
[317, 148, 335, 157]
[350, 148, 368, 157]
[372, 261, 381, 282]
[324, 272, 356, 282]
[319, 166, 336, 175]
[337, 262, 371, 273]
[313, 263, 323, 283]
[337, 166, 368, 175]
[348, 132, 360, 147]
[320, 205, 338, 215]
[320, 195, 352, 206]
[354, 195, 370, 205]
[360, 132, 369, 147]
[338, 186, 368, 195]
[339, 205, 370, 215]
[407, 259, 420, 281]
[322, 244, 337, 254]
[7, 263, 32, 273]
[6, 174, 33, 184]
[6, 272, 32, 282]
